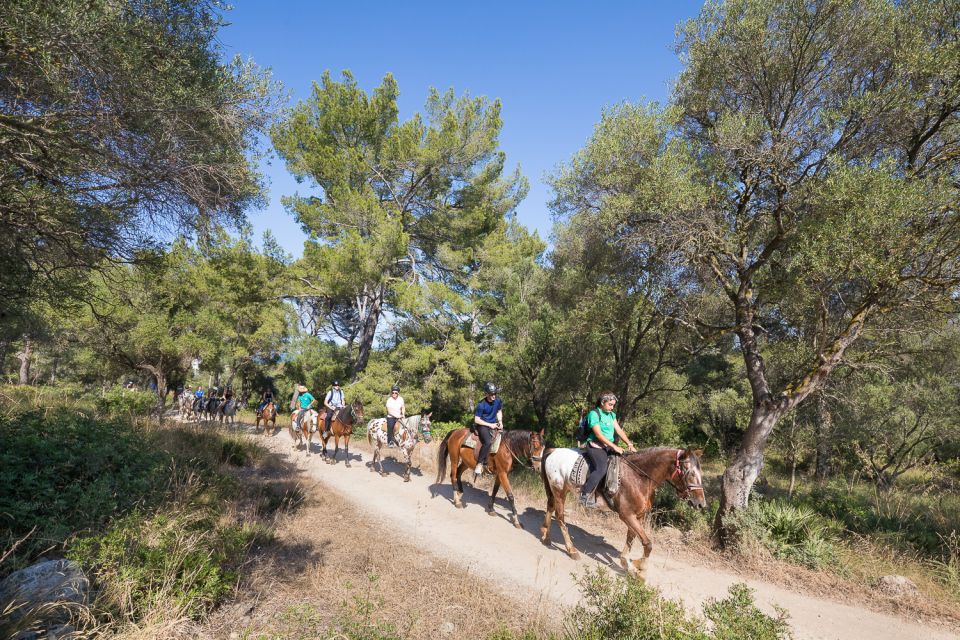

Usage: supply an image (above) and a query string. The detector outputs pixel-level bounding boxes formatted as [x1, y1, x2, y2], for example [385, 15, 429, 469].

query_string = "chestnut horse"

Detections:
[435, 428, 545, 528]
[255, 401, 277, 432]
[540, 446, 706, 578]
[320, 399, 364, 466]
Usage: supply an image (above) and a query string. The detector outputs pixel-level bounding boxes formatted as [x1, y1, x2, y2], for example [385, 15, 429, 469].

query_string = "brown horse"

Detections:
[435, 428, 545, 528]
[539, 446, 706, 578]
[320, 399, 363, 466]
[255, 401, 277, 432]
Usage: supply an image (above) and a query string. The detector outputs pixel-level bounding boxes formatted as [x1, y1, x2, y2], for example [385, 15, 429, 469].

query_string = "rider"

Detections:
[473, 382, 503, 481]
[385, 384, 406, 448]
[294, 384, 316, 428]
[257, 388, 275, 414]
[579, 391, 637, 509]
[322, 380, 345, 437]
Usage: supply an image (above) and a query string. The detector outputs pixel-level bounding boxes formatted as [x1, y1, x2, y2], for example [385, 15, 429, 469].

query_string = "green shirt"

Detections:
[298, 392, 316, 410]
[586, 408, 616, 444]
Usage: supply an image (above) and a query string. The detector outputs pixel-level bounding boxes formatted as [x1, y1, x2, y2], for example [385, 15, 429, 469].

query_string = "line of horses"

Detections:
[249, 395, 708, 580]
[177, 392, 241, 424]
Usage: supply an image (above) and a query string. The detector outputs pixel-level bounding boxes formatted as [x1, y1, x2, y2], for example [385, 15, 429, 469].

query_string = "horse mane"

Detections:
[502, 429, 533, 455]
[625, 447, 679, 464]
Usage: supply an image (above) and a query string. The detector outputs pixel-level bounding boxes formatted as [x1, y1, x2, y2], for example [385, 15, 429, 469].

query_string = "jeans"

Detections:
[386, 416, 399, 443]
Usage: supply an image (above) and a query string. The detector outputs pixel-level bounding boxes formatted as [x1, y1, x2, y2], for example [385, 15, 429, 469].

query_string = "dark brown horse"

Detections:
[320, 399, 363, 466]
[255, 401, 277, 432]
[539, 446, 706, 578]
[435, 428, 545, 528]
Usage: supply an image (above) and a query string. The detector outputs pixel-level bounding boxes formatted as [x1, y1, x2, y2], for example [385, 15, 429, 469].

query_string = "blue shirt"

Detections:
[195, 390, 204, 398]
[474, 397, 502, 425]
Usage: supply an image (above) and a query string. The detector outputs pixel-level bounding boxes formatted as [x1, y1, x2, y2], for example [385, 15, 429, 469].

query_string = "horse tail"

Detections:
[367, 421, 375, 447]
[540, 448, 555, 503]
[435, 430, 453, 484]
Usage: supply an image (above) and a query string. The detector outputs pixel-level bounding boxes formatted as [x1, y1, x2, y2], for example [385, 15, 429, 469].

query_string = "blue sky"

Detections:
[219, 1, 705, 257]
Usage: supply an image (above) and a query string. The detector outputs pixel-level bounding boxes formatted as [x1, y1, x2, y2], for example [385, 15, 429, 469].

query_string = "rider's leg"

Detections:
[579, 446, 609, 507]
[475, 425, 493, 477]
[386, 416, 397, 446]
[323, 409, 333, 437]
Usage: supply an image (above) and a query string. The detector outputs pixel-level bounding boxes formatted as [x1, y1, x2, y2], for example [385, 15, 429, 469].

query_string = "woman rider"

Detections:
[385, 384, 406, 447]
[579, 391, 636, 509]
[473, 382, 503, 480]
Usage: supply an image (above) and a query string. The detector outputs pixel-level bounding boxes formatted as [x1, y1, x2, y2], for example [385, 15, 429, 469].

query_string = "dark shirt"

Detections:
[474, 397, 502, 425]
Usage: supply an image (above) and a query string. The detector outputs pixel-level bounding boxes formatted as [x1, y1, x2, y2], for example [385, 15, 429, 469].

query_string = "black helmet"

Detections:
[484, 382, 498, 395]
[332, 380, 341, 387]
[391, 385, 400, 392]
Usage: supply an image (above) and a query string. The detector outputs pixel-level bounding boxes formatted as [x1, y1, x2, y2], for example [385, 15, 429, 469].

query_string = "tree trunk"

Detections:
[0, 339, 8, 377]
[713, 402, 784, 545]
[815, 391, 832, 481]
[353, 294, 383, 379]
[17, 335, 32, 385]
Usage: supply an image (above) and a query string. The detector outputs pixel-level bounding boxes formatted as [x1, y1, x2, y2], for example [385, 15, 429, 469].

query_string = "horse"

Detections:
[539, 446, 706, 578]
[289, 407, 319, 454]
[367, 413, 432, 482]
[255, 401, 277, 433]
[320, 400, 363, 466]
[435, 428, 545, 529]
[217, 397, 239, 425]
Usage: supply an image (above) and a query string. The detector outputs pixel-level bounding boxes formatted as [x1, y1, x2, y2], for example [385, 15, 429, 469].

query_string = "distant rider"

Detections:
[385, 384, 406, 447]
[322, 380, 345, 437]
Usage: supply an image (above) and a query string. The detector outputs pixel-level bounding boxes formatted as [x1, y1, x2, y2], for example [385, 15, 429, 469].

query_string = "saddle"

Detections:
[463, 431, 501, 455]
[572, 450, 622, 497]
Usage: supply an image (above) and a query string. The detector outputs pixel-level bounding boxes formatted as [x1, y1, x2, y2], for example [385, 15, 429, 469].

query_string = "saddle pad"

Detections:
[605, 454, 621, 495]
[490, 432, 502, 455]
[464, 435, 476, 448]
[463, 432, 500, 452]
[571, 454, 589, 487]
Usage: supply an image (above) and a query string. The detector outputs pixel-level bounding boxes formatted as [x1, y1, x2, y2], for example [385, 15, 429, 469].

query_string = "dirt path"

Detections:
[250, 425, 957, 640]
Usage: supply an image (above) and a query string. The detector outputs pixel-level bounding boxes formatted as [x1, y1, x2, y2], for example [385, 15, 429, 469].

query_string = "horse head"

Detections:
[349, 399, 364, 423]
[668, 448, 707, 509]
[530, 428, 546, 472]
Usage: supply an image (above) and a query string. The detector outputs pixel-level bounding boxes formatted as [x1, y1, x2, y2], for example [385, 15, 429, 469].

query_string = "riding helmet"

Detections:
[484, 382, 498, 395]
[332, 380, 340, 386]
[391, 385, 400, 392]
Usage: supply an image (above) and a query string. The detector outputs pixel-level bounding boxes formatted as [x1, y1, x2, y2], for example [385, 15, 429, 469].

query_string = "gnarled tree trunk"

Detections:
[16, 334, 32, 385]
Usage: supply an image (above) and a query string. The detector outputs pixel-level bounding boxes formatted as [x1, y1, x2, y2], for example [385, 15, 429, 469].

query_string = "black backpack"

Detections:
[573, 409, 594, 443]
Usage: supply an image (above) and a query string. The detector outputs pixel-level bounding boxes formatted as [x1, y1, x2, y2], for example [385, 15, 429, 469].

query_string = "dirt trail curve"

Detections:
[250, 427, 956, 640]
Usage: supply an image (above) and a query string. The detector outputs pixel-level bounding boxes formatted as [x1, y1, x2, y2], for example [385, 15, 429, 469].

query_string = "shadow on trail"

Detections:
[516, 506, 623, 570]
[364, 455, 426, 480]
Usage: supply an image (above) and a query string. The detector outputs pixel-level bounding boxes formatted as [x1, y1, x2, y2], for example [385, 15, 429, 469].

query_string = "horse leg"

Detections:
[619, 513, 652, 578]
[540, 487, 556, 547]
[451, 450, 465, 509]
[344, 436, 351, 468]
[487, 478, 500, 514]
[499, 470, 522, 529]
[556, 490, 580, 560]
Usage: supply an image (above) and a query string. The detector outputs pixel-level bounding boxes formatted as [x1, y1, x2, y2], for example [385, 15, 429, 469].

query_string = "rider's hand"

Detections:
[613, 445, 624, 455]
[627, 444, 637, 453]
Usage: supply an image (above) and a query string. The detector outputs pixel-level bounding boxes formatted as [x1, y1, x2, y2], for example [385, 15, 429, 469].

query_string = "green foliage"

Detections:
[94, 386, 157, 417]
[0, 0, 276, 317]
[731, 498, 840, 570]
[559, 568, 790, 640]
[0, 408, 169, 572]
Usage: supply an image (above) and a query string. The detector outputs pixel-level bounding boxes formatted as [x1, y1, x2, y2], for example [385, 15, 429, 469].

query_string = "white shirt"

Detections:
[386, 395, 405, 418]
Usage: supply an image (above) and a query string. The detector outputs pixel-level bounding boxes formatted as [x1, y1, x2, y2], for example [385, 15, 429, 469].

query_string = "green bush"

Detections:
[557, 568, 791, 640]
[0, 409, 169, 572]
[95, 386, 157, 417]
[731, 498, 839, 569]
[430, 420, 468, 442]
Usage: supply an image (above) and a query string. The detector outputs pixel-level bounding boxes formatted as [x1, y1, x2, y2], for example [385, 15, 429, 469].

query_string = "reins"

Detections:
[619, 448, 702, 498]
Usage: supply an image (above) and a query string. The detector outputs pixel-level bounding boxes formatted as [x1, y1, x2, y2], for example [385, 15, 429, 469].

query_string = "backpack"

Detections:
[573, 409, 594, 444]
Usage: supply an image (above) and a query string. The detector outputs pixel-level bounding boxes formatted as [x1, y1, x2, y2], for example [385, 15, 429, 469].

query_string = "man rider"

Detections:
[385, 384, 406, 448]
[322, 380, 345, 437]
[473, 382, 503, 481]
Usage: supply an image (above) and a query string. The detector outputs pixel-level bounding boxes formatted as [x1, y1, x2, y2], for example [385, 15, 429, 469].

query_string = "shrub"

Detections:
[95, 386, 157, 417]
[731, 498, 839, 569]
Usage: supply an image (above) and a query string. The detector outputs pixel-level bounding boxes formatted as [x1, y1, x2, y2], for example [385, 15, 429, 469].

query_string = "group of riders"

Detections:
[178, 384, 239, 418]
[277, 378, 633, 510]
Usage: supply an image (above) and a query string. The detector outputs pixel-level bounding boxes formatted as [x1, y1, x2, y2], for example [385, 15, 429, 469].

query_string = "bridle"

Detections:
[670, 449, 703, 498]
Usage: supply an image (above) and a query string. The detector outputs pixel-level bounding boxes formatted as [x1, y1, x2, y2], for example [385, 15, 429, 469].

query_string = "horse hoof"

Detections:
[569, 551, 581, 561]
[404, 476, 410, 482]
[541, 537, 551, 547]
[513, 520, 523, 530]
[455, 503, 465, 509]
[486, 508, 495, 516]
[345, 462, 351, 468]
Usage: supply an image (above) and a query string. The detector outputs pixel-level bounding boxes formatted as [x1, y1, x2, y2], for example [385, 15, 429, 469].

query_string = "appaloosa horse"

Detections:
[255, 401, 277, 433]
[435, 428, 545, 528]
[320, 400, 363, 466]
[367, 413, 432, 482]
[540, 446, 706, 578]
[289, 407, 319, 454]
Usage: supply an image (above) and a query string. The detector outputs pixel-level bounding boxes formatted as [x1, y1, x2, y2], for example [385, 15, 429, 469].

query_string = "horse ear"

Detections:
[693, 448, 704, 460]
[539, 427, 545, 436]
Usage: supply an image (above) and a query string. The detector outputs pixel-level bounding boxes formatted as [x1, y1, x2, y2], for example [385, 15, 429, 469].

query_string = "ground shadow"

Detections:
[517, 506, 624, 569]
[364, 454, 426, 480]
[428, 479, 529, 528]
